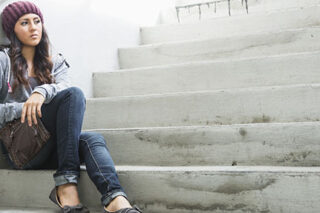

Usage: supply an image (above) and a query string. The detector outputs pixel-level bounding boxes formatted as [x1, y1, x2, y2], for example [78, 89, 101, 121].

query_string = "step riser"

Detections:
[141, 6, 320, 44]
[1, 168, 320, 212]
[121, 27, 320, 69]
[95, 52, 320, 97]
[0, 170, 102, 210]
[1, 123, 319, 168]
[0, 208, 64, 213]
[83, 84, 320, 129]
[121, 169, 320, 213]
[87, 122, 320, 166]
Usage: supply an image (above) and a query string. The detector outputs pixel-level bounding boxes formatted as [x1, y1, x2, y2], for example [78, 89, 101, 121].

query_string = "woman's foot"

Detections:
[49, 184, 90, 213]
[104, 196, 132, 212]
[57, 183, 81, 207]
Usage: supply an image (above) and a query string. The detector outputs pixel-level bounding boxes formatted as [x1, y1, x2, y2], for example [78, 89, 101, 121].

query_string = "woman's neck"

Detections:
[21, 46, 35, 63]
[21, 46, 35, 76]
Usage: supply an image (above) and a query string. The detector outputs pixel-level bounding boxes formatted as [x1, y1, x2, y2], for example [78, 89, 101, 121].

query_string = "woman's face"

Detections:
[14, 13, 42, 47]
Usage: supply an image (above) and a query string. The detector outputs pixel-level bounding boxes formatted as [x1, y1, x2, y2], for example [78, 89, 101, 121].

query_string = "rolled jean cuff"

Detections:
[53, 172, 80, 186]
[101, 190, 128, 207]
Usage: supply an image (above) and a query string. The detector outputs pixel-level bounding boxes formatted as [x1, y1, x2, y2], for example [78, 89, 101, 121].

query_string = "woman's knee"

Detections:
[55, 86, 85, 101]
[64, 87, 85, 103]
[45, 86, 85, 108]
[65, 87, 84, 98]
[59, 87, 86, 110]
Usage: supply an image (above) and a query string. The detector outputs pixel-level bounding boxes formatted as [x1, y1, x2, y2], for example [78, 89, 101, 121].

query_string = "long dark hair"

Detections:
[1, 25, 54, 92]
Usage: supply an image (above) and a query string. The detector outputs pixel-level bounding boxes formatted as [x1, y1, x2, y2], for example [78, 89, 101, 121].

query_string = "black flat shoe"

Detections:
[49, 186, 90, 213]
[103, 205, 143, 213]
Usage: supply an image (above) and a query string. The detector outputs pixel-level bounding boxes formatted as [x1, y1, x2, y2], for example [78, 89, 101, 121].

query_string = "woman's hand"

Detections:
[21, 92, 45, 126]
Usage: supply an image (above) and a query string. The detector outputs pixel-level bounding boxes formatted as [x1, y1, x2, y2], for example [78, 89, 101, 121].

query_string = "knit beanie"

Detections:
[1, 1, 44, 39]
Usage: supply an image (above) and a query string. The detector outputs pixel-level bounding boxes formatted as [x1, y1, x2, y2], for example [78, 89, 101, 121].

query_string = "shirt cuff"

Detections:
[15, 102, 24, 119]
[32, 87, 47, 99]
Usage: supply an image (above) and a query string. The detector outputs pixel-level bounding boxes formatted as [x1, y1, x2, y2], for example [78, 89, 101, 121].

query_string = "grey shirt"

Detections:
[28, 76, 40, 90]
[0, 47, 71, 129]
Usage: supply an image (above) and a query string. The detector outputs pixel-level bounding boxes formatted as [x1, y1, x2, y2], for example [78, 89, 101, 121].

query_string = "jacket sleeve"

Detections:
[0, 102, 24, 129]
[32, 53, 71, 104]
[0, 56, 24, 129]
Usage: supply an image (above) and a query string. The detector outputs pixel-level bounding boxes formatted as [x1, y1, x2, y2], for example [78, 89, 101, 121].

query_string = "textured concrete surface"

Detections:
[0, 169, 103, 211]
[2, 1, 320, 212]
[0, 207, 103, 213]
[141, 6, 320, 44]
[0, 207, 101, 213]
[95, 51, 320, 97]
[0, 208, 59, 213]
[0, 167, 320, 213]
[84, 122, 320, 167]
[120, 27, 320, 68]
[2, 122, 320, 168]
[83, 83, 320, 129]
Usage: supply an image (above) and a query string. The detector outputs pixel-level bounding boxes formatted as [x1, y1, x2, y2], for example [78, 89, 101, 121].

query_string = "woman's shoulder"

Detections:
[51, 52, 65, 66]
[51, 52, 70, 72]
[0, 47, 9, 70]
[0, 47, 9, 60]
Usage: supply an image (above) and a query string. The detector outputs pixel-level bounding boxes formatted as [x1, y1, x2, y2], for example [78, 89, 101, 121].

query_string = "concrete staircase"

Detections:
[1, 0, 320, 212]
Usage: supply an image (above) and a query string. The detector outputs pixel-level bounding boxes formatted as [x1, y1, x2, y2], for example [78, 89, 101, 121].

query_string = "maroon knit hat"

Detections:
[1, 1, 44, 39]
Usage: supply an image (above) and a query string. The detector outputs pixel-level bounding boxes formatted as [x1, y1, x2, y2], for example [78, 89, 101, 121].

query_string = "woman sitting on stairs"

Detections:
[0, 1, 142, 213]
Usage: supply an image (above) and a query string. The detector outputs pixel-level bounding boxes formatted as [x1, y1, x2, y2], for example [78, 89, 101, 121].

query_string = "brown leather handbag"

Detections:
[0, 117, 50, 169]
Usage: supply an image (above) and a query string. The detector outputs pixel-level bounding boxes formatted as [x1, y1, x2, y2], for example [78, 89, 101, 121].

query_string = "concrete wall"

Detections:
[0, 0, 174, 98]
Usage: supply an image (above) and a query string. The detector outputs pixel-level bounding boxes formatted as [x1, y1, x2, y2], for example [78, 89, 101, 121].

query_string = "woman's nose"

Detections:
[29, 22, 37, 30]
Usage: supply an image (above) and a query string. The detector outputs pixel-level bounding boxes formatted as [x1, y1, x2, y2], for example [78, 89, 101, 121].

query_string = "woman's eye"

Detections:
[21, 21, 27, 25]
[35, 20, 41, 24]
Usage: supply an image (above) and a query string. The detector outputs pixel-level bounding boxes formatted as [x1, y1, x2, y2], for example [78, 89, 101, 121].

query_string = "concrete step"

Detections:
[84, 122, 320, 167]
[95, 52, 320, 97]
[1, 166, 320, 212]
[1, 122, 320, 168]
[0, 208, 102, 213]
[161, 0, 320, 24]
[120, 27, 320, 69]
[83, 83, 320, 129]
[0, 168, 102, 212]
[141, 6, 320, 44]
[0, 208, 60, 213]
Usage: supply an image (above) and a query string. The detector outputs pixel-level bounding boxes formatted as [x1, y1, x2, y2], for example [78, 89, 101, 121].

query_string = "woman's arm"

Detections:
[0, 58, 24, 129]
[32, 53, 71, 104]
[0, 102, 24, 128]
[20, 54, 71, 126]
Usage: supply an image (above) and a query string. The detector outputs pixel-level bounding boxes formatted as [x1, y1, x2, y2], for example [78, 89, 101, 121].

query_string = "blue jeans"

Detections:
[0, 87, 127, 207]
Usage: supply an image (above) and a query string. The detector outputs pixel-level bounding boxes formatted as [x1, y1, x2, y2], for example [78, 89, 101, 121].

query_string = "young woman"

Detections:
[0, 1, 142, 213]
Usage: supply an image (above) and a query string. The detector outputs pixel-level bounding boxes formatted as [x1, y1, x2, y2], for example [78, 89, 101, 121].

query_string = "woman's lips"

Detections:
[31, 34, 38, 38]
